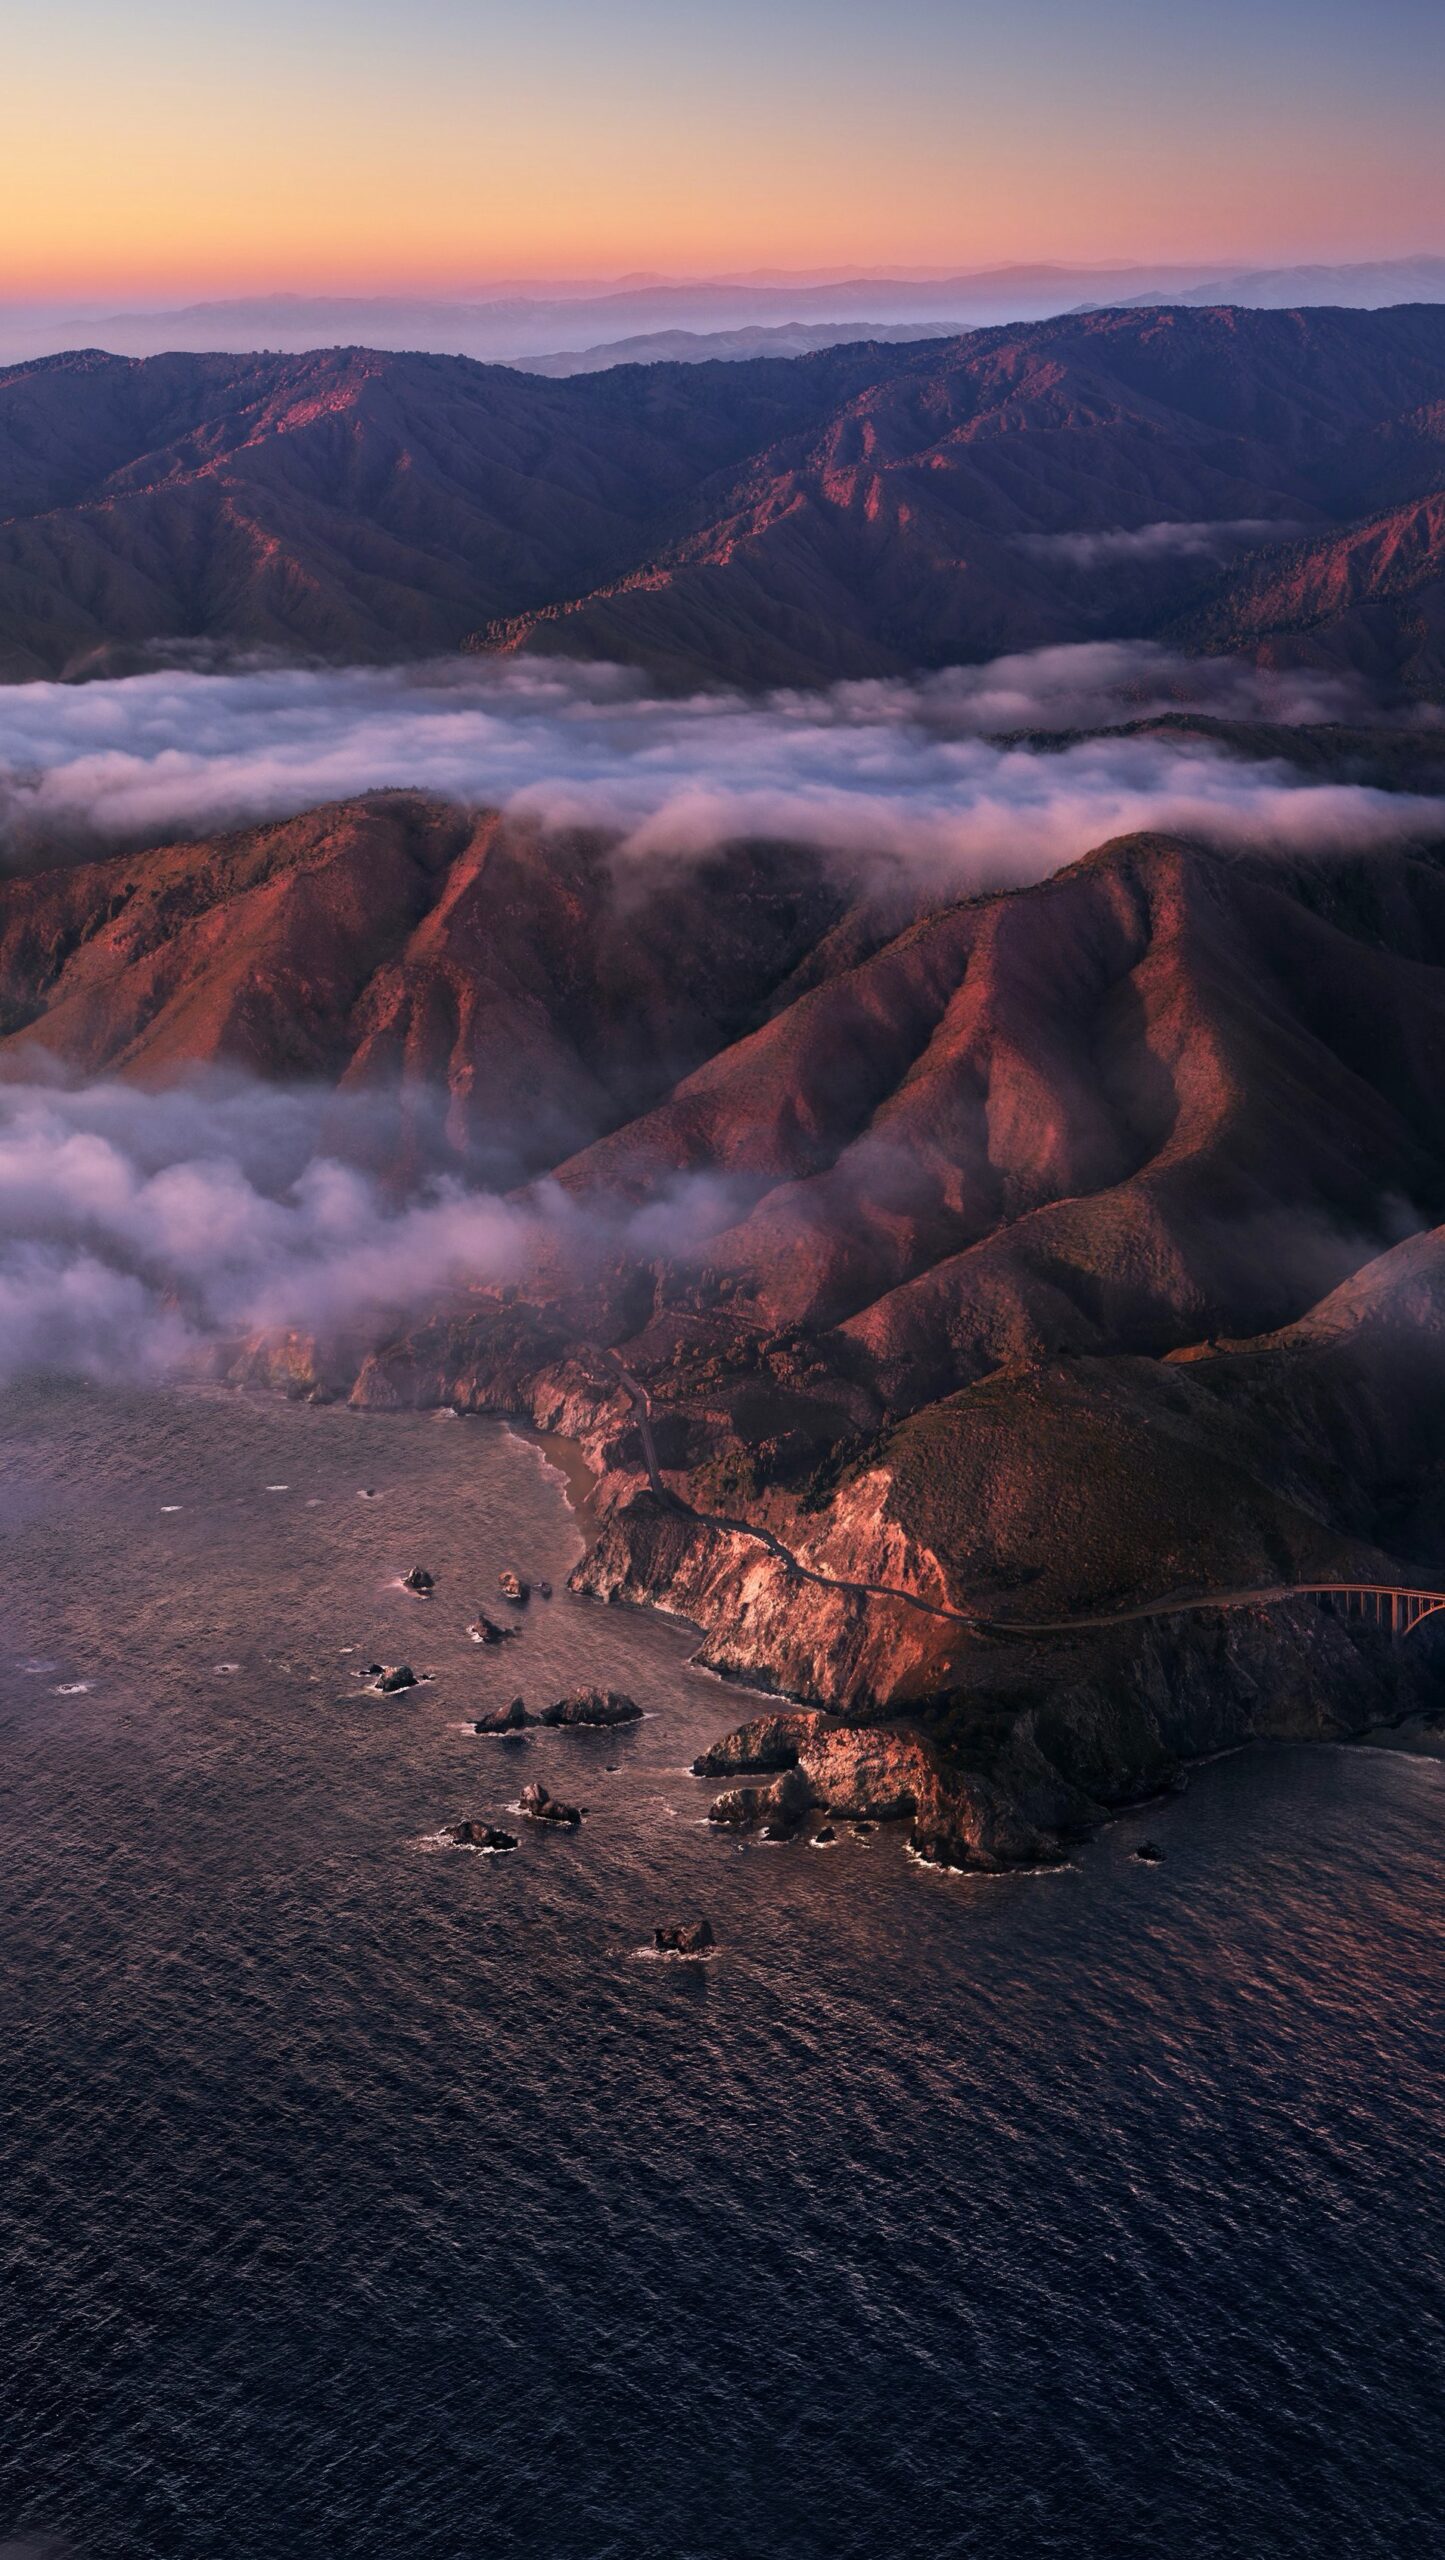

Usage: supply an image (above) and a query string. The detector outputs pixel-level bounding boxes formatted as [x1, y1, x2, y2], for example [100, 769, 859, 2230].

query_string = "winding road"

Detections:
[606, 1358, 1445, 1645]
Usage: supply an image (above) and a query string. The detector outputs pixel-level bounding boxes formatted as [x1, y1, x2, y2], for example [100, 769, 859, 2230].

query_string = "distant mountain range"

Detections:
[4, 305, 1445, 689]
[1118, 256, 1445, 312]
[511, 322, 960, 376]
[4, 257, 1445, 372]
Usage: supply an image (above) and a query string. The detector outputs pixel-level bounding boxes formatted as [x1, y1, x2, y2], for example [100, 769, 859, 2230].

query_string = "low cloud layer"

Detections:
[0, 643, 1442, 1396]
[0, 1075, 523, 1382]
[0, 1072, 756, 1389]
[0, 647, 1440, 891]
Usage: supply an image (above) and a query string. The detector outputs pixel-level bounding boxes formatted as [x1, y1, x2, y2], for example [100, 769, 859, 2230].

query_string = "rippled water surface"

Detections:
[2, 1382, 1443, 2560]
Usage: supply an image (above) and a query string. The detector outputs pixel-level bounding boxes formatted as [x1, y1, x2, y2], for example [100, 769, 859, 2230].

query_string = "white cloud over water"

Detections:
[0, 1077, 527, 1383]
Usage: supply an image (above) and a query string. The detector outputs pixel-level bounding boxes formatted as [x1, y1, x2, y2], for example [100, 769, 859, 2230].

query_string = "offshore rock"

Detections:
[468, 1612, 519, 1645]
[474, 1696, 531, 1734]
[519, 1781, 582, 1828]
[370, 1663, 419, 1695]
[538, 1686, 642, 1729]
[653, 1918, 716, 1956]
[444, 1820, 519, 1853]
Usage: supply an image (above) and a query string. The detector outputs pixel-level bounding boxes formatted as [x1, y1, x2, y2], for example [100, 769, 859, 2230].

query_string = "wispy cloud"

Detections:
[1014, 519, 1303, 569]
[0, 1078, 506, 1379]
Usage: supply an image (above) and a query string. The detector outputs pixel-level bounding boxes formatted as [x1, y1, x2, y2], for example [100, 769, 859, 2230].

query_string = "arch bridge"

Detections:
[1293, 1583, 1445, 1641]
[976, 1579, 1445, 1644]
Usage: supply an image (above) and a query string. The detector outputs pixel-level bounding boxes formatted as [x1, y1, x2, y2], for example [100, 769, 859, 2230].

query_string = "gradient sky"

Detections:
[4, 0, 1443, 293]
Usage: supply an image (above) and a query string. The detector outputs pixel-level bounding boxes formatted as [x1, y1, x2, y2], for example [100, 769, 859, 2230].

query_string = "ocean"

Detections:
[2, 1381, 1442, 2559]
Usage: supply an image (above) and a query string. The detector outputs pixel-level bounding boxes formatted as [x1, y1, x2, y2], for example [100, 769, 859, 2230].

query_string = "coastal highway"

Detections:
[606, 1359, 1445, 1645]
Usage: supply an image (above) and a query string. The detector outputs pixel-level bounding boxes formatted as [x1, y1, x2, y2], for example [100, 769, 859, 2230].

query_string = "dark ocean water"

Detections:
[2, 1382, 1443, 2560]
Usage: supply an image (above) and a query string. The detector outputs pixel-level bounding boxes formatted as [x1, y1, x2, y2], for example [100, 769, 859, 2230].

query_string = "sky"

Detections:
[2, 0, 1442, 295]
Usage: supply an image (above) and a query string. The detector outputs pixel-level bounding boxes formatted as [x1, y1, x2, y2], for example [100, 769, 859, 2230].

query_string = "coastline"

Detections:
[504, 1416, 603, 1535]
[228, 1345, 1445, 1873]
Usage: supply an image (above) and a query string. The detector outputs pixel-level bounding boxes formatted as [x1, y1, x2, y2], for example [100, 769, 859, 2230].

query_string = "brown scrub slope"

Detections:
[494, 306, 1445, 685]
[0, 792, 848, 1177]
[1182, 490, 1445, 691]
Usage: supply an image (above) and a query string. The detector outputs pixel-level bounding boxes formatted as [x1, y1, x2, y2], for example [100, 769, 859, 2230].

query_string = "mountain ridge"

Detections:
[5, 306, 1445, 687]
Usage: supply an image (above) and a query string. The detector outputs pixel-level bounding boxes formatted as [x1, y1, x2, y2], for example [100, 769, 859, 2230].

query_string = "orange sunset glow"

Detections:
[4, 0, 1443, 294]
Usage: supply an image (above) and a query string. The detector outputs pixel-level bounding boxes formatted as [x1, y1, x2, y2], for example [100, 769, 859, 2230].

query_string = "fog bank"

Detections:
[1015, 520, 1303, 568]
[0, 1073, 756, 1388]
[0, 649, 1440, 887]
[0, 1076, 518, 1383]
